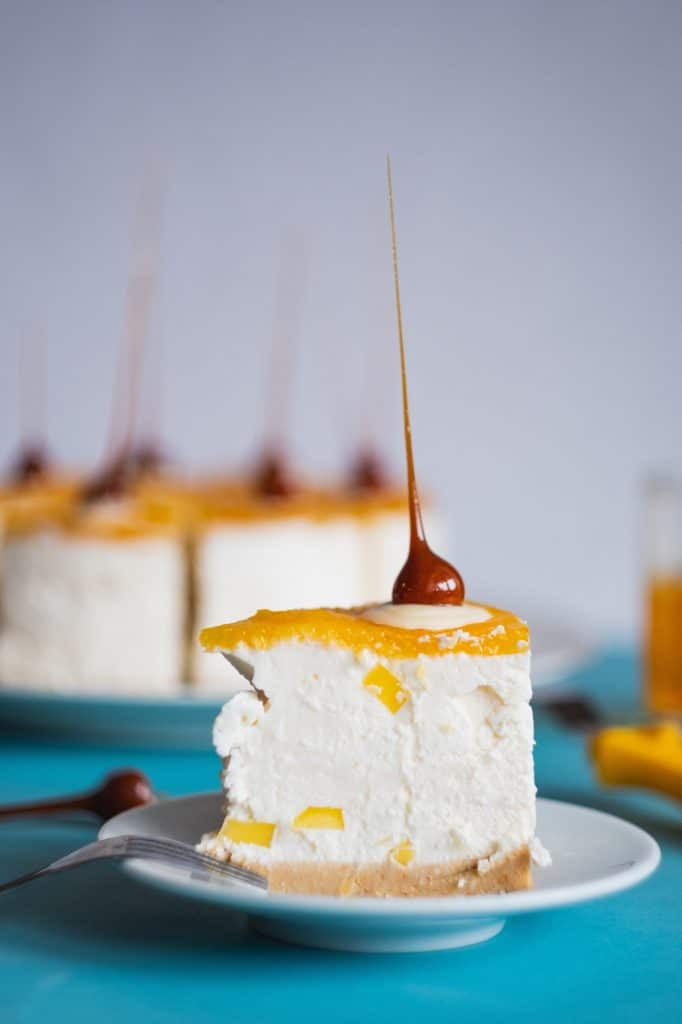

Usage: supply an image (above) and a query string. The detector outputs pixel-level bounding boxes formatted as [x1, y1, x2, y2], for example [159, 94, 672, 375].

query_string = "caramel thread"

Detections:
[83, 165, 165, 502]
[254, 228, 307, 497]
[386, 155, 464, 605]
[10, 326, 50, 484]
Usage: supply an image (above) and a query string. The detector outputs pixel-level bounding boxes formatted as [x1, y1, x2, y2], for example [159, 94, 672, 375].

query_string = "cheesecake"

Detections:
[0, 493, 187, 695]
[196, 158, 542, 896]
[197, 600, 535, 895]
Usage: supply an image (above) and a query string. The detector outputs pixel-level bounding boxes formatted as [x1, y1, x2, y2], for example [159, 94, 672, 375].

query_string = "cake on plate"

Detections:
[196, 159, 539, 895]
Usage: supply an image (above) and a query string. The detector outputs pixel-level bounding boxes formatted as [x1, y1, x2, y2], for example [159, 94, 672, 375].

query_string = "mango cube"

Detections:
[293, 806, 345, 830]
[363, 664, 410, 714]
[219, 817, 276, 847]
[391, 840, 415, 866]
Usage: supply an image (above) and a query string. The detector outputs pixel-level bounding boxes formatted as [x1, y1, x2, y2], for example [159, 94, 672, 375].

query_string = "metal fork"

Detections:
[0, 834, 267, 894]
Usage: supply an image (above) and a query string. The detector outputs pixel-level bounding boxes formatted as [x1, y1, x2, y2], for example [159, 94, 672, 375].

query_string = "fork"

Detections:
[0, 834, 267, 894]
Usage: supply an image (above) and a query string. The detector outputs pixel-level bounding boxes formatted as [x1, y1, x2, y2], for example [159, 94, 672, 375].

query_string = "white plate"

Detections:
[0, 617, 593, 746]
[99, 793, 659, 953]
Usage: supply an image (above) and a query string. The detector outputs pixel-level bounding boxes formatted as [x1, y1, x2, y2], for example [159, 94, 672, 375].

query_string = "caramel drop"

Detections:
[386, 156, 464, 606]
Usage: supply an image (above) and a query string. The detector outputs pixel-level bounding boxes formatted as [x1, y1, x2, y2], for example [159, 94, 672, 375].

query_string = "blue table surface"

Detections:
[0, 650, 680, 1024]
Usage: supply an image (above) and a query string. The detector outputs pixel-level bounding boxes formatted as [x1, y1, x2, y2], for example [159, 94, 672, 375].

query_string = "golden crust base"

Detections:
[229, 846, 531, 897]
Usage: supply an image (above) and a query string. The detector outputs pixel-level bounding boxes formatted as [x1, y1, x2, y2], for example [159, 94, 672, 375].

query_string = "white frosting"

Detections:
[200, 640, 535, 869]
[359, 602, 491, 631]
[0, 529, 185, 694]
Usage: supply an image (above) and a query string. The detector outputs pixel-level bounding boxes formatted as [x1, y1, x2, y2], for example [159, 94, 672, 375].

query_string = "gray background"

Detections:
[1, 1, 681, 639]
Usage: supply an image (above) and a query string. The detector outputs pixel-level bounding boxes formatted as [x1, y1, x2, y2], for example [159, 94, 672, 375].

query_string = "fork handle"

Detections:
[0, 837, 128, 894]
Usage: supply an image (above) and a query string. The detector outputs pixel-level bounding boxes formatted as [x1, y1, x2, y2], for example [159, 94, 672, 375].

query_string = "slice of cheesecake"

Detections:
[197, 601, 535, 896]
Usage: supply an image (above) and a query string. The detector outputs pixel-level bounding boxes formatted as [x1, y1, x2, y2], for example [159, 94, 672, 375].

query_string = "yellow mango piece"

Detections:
[293, 806, 345, 830]
[591, 722, 682, 802]
[219, 817, 276, 847]
[363, 665, 410, 714]
[391, 841, 415, 867]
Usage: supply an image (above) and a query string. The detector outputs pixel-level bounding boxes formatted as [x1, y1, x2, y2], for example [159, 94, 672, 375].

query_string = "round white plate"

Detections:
[0, 618, 593, 746]
[100, 793, 659, 954]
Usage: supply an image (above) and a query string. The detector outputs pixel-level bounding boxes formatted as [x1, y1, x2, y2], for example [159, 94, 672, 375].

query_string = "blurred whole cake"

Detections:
[0, 441, 441, 693]
[0, 451, 188, 694]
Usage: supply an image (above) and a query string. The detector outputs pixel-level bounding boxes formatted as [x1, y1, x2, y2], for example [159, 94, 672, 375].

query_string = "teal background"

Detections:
[1, 651, 680, 1023]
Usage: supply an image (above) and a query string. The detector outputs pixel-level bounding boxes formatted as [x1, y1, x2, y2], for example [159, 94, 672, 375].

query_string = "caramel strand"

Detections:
[386, 156, 464, 605]
[8, 443, 50, 485]
[348, 448, 388, 492]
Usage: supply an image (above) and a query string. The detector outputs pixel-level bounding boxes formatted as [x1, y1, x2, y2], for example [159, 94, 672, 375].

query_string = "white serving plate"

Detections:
[99, 793, 659, 954]
[0, 616, 594, 747]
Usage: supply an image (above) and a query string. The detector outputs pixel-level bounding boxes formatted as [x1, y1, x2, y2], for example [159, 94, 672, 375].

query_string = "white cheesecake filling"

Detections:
[359, 602, 491, 630]
[203, 640, 535, 869]
[0, 529, 185, 694]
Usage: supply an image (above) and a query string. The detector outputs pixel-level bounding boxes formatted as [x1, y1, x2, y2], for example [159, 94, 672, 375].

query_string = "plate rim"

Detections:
[100, 793, 661, 919]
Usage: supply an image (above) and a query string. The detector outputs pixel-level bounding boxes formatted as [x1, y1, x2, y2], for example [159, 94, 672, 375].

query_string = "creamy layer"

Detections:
[200, 640, 535, 870]
[0, 528, 185, 693]
[360, 602, 491, 630]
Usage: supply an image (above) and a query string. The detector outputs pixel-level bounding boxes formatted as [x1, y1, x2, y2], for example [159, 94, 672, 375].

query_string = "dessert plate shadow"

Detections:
[99, 793, 659, 954]
[0, 617, 592, 748]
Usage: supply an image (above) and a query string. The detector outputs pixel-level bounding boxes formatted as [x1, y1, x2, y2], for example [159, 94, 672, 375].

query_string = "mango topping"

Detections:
[391, 841, 415, 867]
[293, 806, 345, 830]
[363, 665, 409, 714]
[201, 605, 528, 660]
[219, 817, 276, 847]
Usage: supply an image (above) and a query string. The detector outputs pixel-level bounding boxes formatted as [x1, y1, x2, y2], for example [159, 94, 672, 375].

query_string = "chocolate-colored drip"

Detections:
[393, 537, 465, 605]
[9, 444, 50, 485]
[130, 441, 168, 476]
[81, 442, 169, 506]
[80, 451, 136, 504]
[253, 450, 296, 498]
[348, 449, 387, 492]
[386, 155, 465, 606]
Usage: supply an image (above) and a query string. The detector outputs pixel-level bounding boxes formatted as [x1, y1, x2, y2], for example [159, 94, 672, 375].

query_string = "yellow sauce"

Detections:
[200, 604, 528, 659]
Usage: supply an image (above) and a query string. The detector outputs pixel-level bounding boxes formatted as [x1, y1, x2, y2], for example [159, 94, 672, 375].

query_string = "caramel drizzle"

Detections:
[10, 326, 50, 484]
[386, 156, 464, 605]
[348, 447, 387, 492]
[82, 167, 164, 503]
[253, 229, 306, 498]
